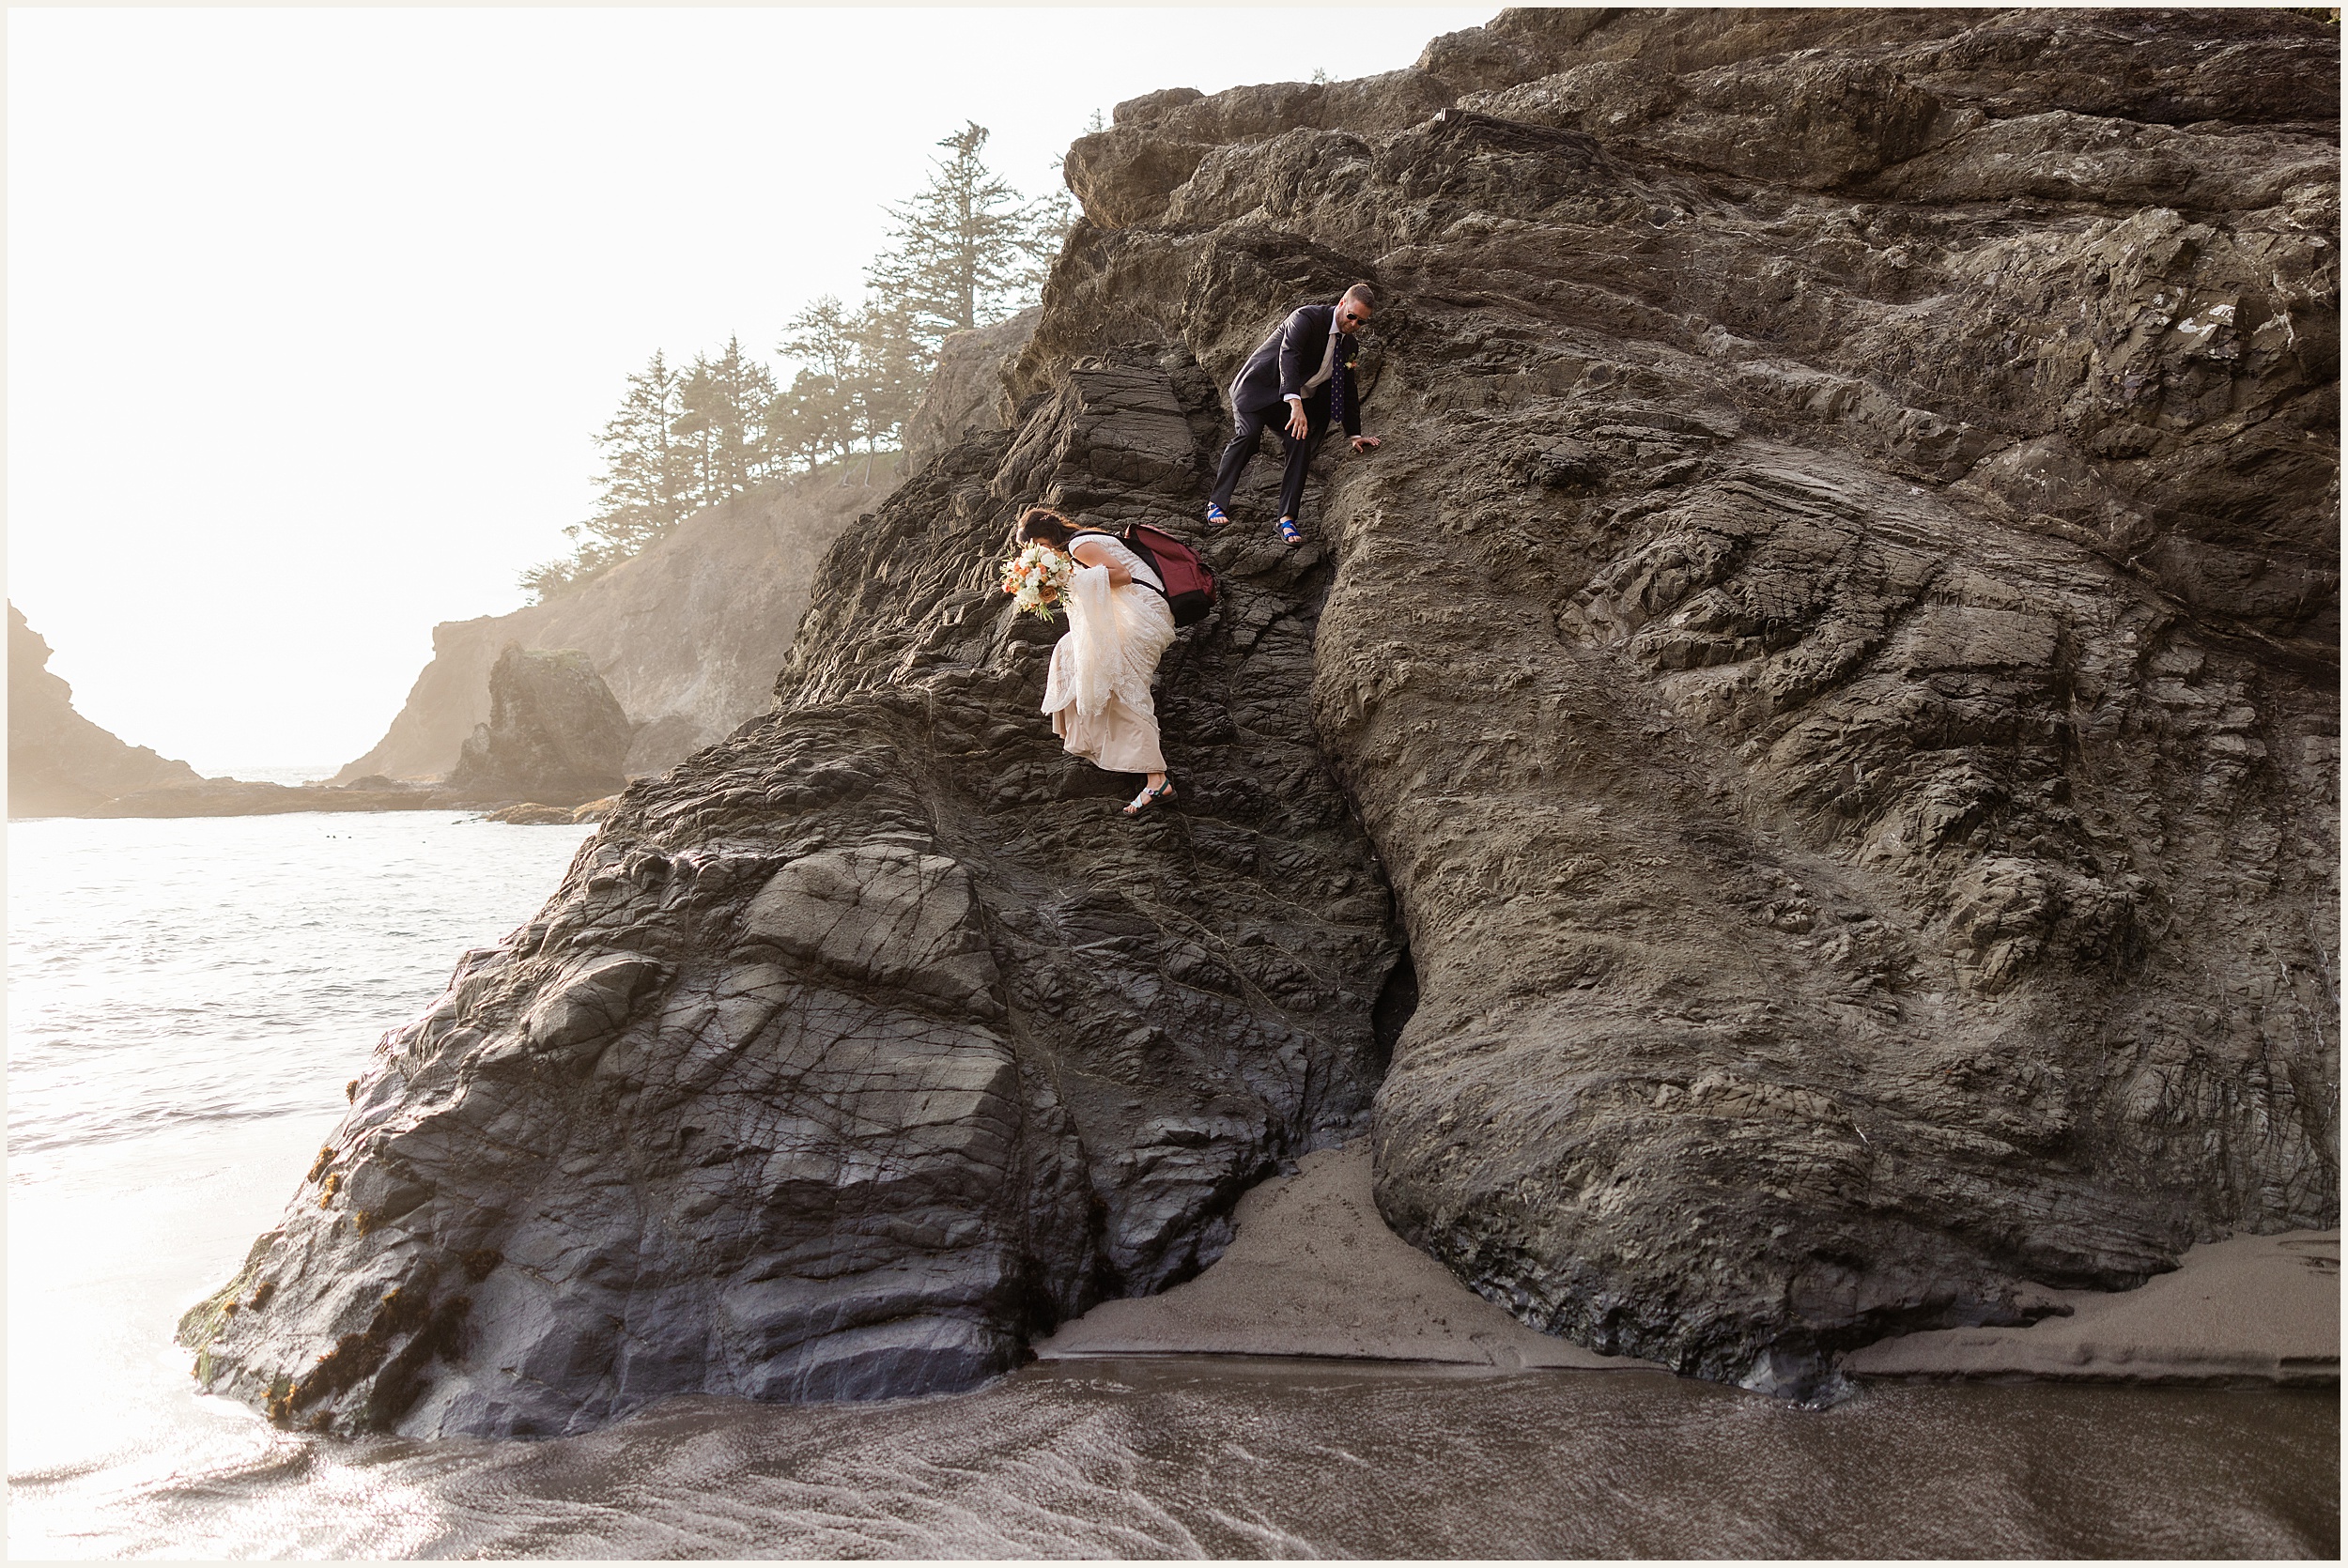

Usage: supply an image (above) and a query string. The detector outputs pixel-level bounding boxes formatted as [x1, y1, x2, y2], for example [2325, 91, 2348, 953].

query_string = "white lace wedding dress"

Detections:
[1042, 534, 1177, 774]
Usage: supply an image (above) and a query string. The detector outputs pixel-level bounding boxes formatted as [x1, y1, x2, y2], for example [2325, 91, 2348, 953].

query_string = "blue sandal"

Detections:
[1205, 503, 1230, 528]
[1276, 515, 1304, 547]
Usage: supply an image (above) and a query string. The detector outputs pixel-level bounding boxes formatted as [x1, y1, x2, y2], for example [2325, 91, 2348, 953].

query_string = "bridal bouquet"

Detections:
[999, 542, 1074, 621]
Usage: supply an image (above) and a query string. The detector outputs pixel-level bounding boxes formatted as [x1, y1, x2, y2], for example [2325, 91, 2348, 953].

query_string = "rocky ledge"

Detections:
[188, 6, 2337, 1431]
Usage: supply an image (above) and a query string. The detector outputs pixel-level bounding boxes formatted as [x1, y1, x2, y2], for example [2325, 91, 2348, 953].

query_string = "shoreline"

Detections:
[1037, 1142, 2341, 1389]
[8, 781, 613, 822]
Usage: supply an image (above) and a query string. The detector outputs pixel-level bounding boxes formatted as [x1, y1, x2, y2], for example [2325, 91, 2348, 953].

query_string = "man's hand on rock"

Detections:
[1286, 401, 1310, 439]
[1350, 435, 1381, 454]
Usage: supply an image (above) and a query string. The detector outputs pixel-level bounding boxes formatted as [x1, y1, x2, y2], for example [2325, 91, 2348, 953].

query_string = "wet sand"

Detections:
[1039, 1141, 2341, 1384]
[1037, 1142, 1658, 1369]
[16, 1364, 2331, 1558]
[12, 1133, 2333, 1557]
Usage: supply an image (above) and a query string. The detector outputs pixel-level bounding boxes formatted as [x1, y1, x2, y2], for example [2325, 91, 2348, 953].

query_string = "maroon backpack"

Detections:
[1073, 525, 1219, 628]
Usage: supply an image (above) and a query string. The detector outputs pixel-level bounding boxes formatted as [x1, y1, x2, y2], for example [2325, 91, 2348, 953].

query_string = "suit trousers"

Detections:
[1210, 398, 1330, 521]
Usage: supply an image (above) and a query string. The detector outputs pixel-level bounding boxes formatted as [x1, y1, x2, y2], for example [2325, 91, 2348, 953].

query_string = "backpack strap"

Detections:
[1068, 527, 1172, 602]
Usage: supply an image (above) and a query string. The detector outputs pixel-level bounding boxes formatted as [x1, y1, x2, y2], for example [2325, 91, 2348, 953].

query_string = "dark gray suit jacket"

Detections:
[1229, 303, 1362, 437]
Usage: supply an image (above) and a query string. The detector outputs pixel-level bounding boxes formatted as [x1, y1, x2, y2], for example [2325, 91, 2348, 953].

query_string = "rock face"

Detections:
[190, 5, 2337, 1430]
[1046, 3, 2339, 1398]
[183, 354, 1401, 1437]
[900, 306, 1042, 469]
[445, 645, 634, 807]
[334, 474, 882, 784]
[8, 603, 203, 816]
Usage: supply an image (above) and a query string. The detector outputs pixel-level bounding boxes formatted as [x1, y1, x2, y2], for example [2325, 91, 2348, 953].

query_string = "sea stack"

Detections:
[445, 645, 635, 808]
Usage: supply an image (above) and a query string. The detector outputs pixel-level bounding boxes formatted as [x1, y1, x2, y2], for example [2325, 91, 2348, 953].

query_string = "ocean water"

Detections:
[7, 812, 2338, 1559]
[8, 811, 595, 1556]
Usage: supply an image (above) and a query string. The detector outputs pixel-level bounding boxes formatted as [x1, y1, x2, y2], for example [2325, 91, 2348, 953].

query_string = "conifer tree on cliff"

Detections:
[672, 336, 777, 508]
[869, 122, 1062, 351]
[847, 301, 929, 454]
[773, 296, 926, 469]
[765, 366, 852, 473]
[520, 350, 692, 600]
[771, 298, 857, 470]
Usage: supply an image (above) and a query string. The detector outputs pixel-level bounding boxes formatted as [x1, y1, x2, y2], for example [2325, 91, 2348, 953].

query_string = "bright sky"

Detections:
[8, 5, 1489, 776]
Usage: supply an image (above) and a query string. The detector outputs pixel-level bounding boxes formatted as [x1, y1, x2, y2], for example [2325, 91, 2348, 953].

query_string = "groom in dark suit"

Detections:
[1206, 283, 1382, 546]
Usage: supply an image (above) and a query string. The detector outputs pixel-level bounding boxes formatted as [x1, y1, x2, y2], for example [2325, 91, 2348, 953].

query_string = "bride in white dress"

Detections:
[1019, 506, 1179, 814]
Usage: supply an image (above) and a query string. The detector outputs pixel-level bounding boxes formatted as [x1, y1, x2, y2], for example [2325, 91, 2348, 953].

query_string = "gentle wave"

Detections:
[7, 811, 594, 1168]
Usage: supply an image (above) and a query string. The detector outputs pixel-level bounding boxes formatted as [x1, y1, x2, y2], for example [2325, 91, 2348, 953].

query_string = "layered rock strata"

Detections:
[193, 4, 2338, 1428]
[184, 356, 1403, 1437]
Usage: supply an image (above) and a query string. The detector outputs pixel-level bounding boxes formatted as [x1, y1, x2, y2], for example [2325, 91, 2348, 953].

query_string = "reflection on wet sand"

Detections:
[35, 1360, 2336, 1560]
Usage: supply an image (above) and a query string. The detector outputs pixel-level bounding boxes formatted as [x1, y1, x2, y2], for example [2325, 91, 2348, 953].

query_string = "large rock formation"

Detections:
[444, 645, 634, 808]
[189, 6, 2337, 1430]
[1029, 4, 2340, 1397]
[183, 357, 1402, 1437]
[8, 603, 203, 816]
[334, 474, 884, 785]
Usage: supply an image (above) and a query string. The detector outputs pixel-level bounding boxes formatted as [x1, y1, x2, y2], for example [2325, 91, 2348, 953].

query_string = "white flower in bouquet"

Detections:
[999, 542, 1074, 621]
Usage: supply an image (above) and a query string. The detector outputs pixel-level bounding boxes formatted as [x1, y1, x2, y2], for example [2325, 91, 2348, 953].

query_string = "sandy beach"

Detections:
[1038, 1142, 2340, 1387]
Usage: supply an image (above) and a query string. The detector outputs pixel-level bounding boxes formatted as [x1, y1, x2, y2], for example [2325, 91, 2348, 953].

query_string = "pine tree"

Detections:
[573, 350, 687, 569]
[867, 122, 1044, 350]
[1019, 185, 1076, 299]
[765, 367, 852, 473]
[780, 298, 857, 398]
[671, 335, 776, 508]
[775, 298, 858, 470]
[670, 358, 723, 511]
[715, 335, 779, 487]
[846, 300, 928, 453]
[521, 123, 1078, 602]
[520, 345, 749, 602]
[776, 297, 927, 465]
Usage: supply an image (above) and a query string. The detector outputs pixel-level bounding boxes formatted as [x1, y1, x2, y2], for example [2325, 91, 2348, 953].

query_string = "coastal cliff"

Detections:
[337, 307, 1044, 788]
[8, 604, 204, 816]
[188, 6, 2338, 1433]
[333, 473, 888, 785]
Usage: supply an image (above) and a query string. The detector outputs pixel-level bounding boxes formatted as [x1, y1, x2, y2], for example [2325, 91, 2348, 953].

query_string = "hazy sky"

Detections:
[8, 5, 1489, 776]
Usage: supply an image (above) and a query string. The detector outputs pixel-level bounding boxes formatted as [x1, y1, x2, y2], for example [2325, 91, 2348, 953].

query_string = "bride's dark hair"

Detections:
[1017, 505, 1077, 547]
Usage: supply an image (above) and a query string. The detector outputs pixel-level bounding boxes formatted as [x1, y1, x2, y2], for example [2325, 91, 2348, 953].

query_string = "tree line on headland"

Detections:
[522, 123, 1071, 603]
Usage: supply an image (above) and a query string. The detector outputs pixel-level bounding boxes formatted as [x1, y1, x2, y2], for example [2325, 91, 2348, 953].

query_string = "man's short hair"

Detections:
[1342, 282, 1378, 311]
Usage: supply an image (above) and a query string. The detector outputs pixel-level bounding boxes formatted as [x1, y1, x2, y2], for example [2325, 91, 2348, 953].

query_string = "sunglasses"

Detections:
[1338, 309, 1366, 325]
